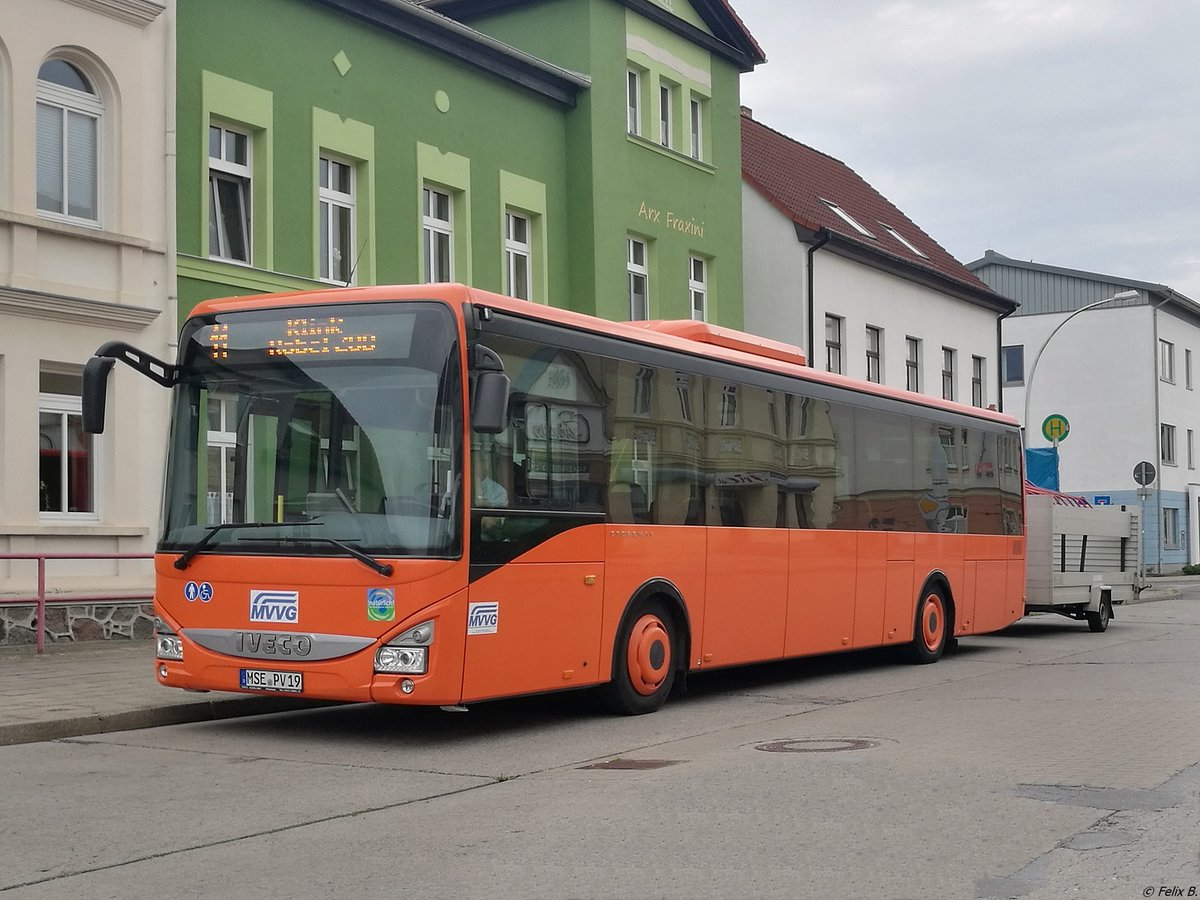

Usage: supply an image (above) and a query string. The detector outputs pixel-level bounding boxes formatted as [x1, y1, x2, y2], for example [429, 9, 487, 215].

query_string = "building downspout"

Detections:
[1151, 290, 1176, 573]
[806, 228, 831, 365]
[996, 305, 1016, 414]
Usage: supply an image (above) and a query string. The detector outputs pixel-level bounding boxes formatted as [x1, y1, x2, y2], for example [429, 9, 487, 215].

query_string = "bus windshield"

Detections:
[161, 301, 462, 560]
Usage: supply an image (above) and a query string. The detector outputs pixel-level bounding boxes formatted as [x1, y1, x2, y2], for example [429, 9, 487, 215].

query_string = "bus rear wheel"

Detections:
[602, 599, 676, 715]
[906, 586, 949, 664]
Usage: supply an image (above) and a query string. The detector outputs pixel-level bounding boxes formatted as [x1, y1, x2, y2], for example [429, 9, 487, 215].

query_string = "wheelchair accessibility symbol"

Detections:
[184, 581, 214, 603]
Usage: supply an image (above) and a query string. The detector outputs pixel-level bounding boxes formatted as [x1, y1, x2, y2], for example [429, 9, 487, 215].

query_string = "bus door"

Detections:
[461, 364, 608, 702]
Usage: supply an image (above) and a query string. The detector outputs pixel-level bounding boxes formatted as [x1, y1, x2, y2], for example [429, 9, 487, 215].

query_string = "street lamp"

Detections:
[1022, 289, 1141, 441]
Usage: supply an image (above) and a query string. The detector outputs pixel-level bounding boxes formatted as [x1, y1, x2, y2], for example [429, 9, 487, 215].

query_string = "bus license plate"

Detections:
[239, 668, 303, 693]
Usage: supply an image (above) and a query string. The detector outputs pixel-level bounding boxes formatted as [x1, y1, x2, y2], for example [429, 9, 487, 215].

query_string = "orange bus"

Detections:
[84, 284, 1025, 714]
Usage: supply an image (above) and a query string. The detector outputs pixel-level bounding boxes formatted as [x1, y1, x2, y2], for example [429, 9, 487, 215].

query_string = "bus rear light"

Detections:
[154, 618, 183, 661]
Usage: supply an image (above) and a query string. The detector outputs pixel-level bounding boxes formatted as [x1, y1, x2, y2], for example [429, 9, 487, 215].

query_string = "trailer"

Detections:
[1024, 494, 1142, 632]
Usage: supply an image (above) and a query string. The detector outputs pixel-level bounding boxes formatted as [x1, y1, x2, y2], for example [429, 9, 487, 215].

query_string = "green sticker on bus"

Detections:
[367, 588, 395, 621]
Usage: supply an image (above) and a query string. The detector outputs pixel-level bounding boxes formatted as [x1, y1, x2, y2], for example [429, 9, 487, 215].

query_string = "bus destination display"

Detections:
[207, 316, 378, 360]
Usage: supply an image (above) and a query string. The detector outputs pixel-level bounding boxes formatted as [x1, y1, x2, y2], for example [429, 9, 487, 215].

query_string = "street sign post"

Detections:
[1133, 460, 1155, 584]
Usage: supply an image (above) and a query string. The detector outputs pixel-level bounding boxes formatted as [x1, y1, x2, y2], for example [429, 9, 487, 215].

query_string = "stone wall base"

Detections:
[0, 602, 155, 646]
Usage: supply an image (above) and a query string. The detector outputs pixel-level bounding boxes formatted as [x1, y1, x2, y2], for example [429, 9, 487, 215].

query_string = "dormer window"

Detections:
[820, 199, 874, 238]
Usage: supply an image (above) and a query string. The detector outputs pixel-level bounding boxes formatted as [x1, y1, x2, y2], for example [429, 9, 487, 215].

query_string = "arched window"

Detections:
[36, 58, 101, 223]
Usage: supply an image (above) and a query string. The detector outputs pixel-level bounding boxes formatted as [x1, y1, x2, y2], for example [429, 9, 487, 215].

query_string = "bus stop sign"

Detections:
[1133, 460, 1156, 486]
[1042, 413, 1070, 443]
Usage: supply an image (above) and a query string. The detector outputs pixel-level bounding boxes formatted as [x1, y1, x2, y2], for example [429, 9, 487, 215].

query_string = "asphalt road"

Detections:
[2, 595, 1197, 899]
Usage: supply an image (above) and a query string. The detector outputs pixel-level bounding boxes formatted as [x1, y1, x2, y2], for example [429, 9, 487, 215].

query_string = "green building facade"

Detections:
[176, 0, 763, 327]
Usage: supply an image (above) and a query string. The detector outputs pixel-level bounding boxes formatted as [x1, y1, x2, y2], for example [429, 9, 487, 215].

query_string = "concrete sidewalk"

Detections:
[0, 640, 334, 746]
[0, 579, 1190, 747]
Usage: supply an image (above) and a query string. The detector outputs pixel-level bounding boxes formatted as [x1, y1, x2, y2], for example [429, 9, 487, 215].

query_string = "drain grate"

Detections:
[756, 738, 881, 754]
[579, 758, 682, 770]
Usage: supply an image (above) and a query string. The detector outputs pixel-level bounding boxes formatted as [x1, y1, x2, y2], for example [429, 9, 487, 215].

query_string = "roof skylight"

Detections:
[820, 199, 875, 239]
[881, 223, 928, 258]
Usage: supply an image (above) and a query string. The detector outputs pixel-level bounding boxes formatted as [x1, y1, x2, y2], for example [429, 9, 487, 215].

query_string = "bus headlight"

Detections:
[375, 646, 427, 674]
[375, 620, 434, 674]
[154, 618, 183, 661]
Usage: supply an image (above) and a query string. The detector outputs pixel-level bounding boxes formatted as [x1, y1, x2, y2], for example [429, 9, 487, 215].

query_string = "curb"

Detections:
[0, 696, 341, 747]
[1125, 589, 1182, 605]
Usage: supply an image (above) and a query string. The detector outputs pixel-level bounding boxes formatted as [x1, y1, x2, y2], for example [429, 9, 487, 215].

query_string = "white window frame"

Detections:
[632, 431, 654, 495]
[1160, 339, 1175, 383]
[627, 69, 641, 136]
[825, 315, 843, 374]
[36, 63, 102, 225]
[689, 96, 704, 161]
[1188, 428, 1195, 470]
[1001, 344, 1024, 386]
[205, 394, 238, 525]
[318, 155, 355, 284]
[906, 337, 921, 392]
[423, 185, 454, 284]
[1162, 423, 1177, 466]
[942, 347, 957, 401]
[627, 237, 648, 320]
[972, 355, 986, 407]
[504, 210, 531, 300]
[820, 199, 875, 238]
[675, 372, 693, 423]
[880, 223, 927, 258]
[720, 385, 739, 428]
[659, 81, 674, 149]
[634, 366, 654, 416]
[38, 392, 98, 521]
[1186, 348, 1193, 390]
[209, 123, 252, 263]
[865, 325, 882, 383]
[689, 255, 707, 322]
[1163, 506, 1181, 550]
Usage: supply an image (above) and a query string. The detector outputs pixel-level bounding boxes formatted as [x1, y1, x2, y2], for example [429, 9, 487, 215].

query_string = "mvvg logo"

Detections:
[250, 590, 299, 624]
[467, 601, 499, 635]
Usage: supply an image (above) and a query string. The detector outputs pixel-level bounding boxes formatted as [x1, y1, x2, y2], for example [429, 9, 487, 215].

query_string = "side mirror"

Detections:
[82, 356, 117, 434]
[470, 345, 510, 434]
[472, 371, 510, 434]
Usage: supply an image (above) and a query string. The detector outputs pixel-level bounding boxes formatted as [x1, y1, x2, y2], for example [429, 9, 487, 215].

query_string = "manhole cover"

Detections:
[756, 738, 881, 753]
[579, 758, 682, 770]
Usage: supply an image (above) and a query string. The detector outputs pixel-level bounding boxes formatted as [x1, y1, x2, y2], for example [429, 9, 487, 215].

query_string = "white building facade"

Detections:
[971, 250, 1200, 573]
[740, 112, 1012, 407]
[0, 0, 175, 641]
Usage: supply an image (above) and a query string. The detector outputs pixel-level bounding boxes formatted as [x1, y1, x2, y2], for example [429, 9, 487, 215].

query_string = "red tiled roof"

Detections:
[741, 112, 992, 292]
[713, 0, 766, 62]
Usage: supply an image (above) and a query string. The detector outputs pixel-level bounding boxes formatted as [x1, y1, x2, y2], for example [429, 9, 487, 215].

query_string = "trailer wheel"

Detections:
[1086, 598, 1112, 633]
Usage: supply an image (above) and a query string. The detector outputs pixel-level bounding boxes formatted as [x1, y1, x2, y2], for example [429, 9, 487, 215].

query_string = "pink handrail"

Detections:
[0, 553, 153, 654]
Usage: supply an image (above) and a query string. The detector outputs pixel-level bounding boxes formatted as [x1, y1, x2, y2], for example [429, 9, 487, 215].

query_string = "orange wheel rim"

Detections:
[626, 614, 671, 696]
[921, 594, 945, 652]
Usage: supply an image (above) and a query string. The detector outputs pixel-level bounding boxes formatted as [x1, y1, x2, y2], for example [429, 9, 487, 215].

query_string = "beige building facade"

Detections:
[0, 0, 174, 640]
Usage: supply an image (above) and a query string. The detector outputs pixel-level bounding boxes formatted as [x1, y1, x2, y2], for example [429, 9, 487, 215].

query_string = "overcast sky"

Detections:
[731, 0, 1200, 300]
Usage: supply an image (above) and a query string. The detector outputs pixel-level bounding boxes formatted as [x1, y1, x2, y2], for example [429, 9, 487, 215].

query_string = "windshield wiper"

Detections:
[239, 534, 394, 577]
[174, 521, 291, 571]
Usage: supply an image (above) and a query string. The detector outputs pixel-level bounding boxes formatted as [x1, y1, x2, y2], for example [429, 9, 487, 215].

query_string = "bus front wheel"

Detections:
[906, 586, 949, 664]
[602, 599, 676, 715]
